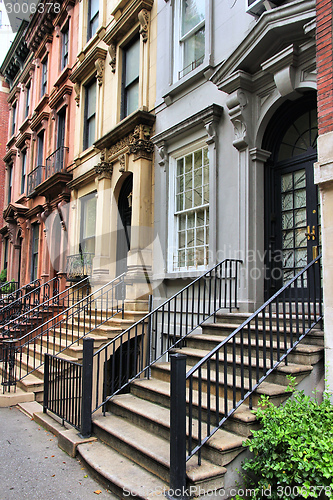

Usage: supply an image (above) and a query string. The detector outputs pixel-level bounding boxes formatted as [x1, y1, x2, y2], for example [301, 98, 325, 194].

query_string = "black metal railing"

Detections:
[0, 277, 89, 345]
[0, 279, 39, 308]
[44, 352, 83, 430]
[27, 164, 44, 196]
[90, 259, 241, 419]
[45, 146, 68, 178]
[0, 276, 59, 328]
[168, 255, 323, 493]
[66, 253, 94, 281]
[2, 274, 125, 394]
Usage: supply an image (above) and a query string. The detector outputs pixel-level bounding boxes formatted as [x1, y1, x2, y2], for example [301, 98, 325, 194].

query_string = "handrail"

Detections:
[0, 277, 89, 338]
[0, 278, 40, 309]
[1, 273, 126, 391]
[0, 276, 60, 326]
[91, 259, 242, 414]
[182, 254, 323, 466]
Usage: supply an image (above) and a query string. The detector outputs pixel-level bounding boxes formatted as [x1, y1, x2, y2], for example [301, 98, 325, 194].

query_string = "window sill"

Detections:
[162, 61, 214, 106]
[78, 26, 106, 62]
[155, 269, 209, 280]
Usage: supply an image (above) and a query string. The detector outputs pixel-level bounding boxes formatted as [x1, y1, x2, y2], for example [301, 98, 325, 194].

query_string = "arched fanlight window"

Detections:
[278, 109, 318, 162]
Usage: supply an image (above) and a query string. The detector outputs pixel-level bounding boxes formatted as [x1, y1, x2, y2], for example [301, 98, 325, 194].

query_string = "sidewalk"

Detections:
[0, 406, 116, 500]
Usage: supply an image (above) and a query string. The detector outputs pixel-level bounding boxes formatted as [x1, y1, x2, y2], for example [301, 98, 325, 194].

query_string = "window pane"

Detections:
[126, 81, 139, 116]
[87, 81, 96, 118]
[183, 27, 205, 69]
[87, 116, 96, 148]
[83, 195, 96, 239]
[125, 39, 140, 86]
[181, 0, 205, 36]
[90, 0, 99, 18]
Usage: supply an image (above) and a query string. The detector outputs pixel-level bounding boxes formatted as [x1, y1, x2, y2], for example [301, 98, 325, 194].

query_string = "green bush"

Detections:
[0, 268, 7, 283]
[0, 279, 16, 294]
[236, 378, 333, 500]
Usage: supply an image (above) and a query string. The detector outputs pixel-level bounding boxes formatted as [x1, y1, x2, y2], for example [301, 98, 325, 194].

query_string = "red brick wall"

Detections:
[316, 0, 333, 134]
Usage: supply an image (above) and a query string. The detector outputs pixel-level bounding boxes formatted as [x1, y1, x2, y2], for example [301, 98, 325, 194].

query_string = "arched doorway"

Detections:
[116, 174, 133, 276]
[262, 93, 320, 298]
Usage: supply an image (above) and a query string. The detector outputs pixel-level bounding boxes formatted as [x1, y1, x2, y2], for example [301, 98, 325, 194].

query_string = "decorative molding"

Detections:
[226, 90, 251, 151]
[49, 83, 73, 109]
[95, 149, 113, 178]
[109, 136, 134, 158]
[119, 154, 126, 172]
[74, 83, 80, 106]
[157, 142, 167, 168]
[138, 9, 149, 43]
[95, 58, 105, 86]
[70, 47, 107, 84]
[129, 125, 154, 160]
[108, 44, 116, 73]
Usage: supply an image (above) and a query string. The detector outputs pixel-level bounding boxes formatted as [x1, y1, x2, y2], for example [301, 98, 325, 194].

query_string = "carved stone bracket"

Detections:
[226, 89, 252, 151]
[119, 154, 127, 173]
[129, 125, 154, 161]
[95, 58, 105, 86]
[204, 121, 218, 146]
[108, 44, 116, 73]
[138, 9, 149, 43]
[74, 82, 80, 106]
[157, 141, 167, 168]
[95, 149, 113, 179]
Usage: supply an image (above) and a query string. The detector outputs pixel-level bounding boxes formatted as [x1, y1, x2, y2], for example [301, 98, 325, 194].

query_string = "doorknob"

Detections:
[305, 226, 316, 240]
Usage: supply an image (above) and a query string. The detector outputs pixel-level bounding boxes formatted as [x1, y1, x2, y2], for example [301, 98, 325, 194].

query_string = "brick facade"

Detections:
[0, 78, 9, 264]
[316, 0, 333, 134]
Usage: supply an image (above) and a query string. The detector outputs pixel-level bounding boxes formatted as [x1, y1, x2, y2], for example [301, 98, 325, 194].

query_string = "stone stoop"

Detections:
[72, 310, 324, 499]
[0, 307, 148, 405]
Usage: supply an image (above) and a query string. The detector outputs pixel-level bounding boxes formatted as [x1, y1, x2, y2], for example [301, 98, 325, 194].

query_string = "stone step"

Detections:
[171, 346, 313, 386]
[107, 394, 245, 466]
[151, 362, 291, 407]
[203, 321, 324, 346]
[130, 377, 259, 437]
[91, 413, 227, 490]
[186, 333, 323, 366]
[77, 440, 168, 500]
[215, 311, 321, 328]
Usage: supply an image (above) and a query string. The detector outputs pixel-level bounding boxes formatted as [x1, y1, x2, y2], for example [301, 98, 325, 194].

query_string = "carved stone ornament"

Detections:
[138, 10, 149, 43]
[108, 44, 116, 73]
[95, 58, 105, 86]
[16, 216, 27, 240]
[157, 142, 167, 168]
[51, 109, 57, 121]
[119, 154, 126, 172]
[108, 135, 134, 158]
[129, 125, 154, 161]
[226, 89, 252, 151]
[74, 83, 80, 107]
[205, 121, 217, 145]
[95, 150, 113, 178]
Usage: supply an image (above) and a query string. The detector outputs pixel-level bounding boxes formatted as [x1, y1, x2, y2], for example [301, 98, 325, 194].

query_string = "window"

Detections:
[21, 150, 26, 194]
[37, 131, 44, 166]
[87, 0, 99, 40]
[41, 57, 48, 97]
[61, 26, 69, 69]
[25, 83, 30, 118]
[11, 102, 16, 136]
[31, 224, 39, 280]
[172, 146, 209, 270]
[80, 192, 96, 254]
[4, 238, 8, 271]
[83, 79, 96, 150]
[7, 164, 13, 204]
[174, 0, 205, 80]
[122, 37, 140, 119]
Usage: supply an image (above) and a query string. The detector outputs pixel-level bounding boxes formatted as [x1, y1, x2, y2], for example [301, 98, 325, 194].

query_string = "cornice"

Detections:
[15, 131, 31, 150]
[3, 148, 17, 164]
[70, 47, 107, 84]
[151, 104, 223, 146]
[25, 205, 44, 219]
[49, 84, 73, 109]
[94, 109, 155, 151]
[34, 94, 50, 114]
[104, 0, 154, 45]
[30, 111, 50, 131]
[67, 169, 97, 190]
[211, 0, 316, 88]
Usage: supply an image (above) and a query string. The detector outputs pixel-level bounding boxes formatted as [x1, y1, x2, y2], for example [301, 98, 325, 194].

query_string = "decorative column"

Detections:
[92, 150, 113, 283]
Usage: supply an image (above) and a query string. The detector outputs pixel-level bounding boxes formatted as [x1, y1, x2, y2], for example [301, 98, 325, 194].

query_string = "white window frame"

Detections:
[168, 139, 210, 273]
[172, 0, 207, 82]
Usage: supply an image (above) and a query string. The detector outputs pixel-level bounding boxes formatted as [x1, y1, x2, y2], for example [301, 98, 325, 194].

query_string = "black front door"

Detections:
[264, 95, 320, 298]
[116, 175, 133, 276]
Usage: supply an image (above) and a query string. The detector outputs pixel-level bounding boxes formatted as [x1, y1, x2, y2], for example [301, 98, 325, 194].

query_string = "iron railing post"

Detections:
[169, 353, 187, 499]
[43, 353, 50, 413]
[81, 337, 94, 438]
[1, 339, 17, 393]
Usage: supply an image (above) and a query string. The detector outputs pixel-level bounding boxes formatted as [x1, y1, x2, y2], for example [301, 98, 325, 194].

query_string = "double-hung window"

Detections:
[7, 164, 13, 204]
[87, 0, 99, 40]
[80, 192, 96, 254]
[83, 79, 96, 150]
[25, 83, 30, 118]
[122, 37, 140, 119]
[173, 146, 209, 270]
[31, 224, 39, 281]
[41, 57, 48, 97]
[174, 0, 205, 80]
[11, 102, 16, 136]
[21, 150, 26, 194]
[61, 26, 69, 69]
